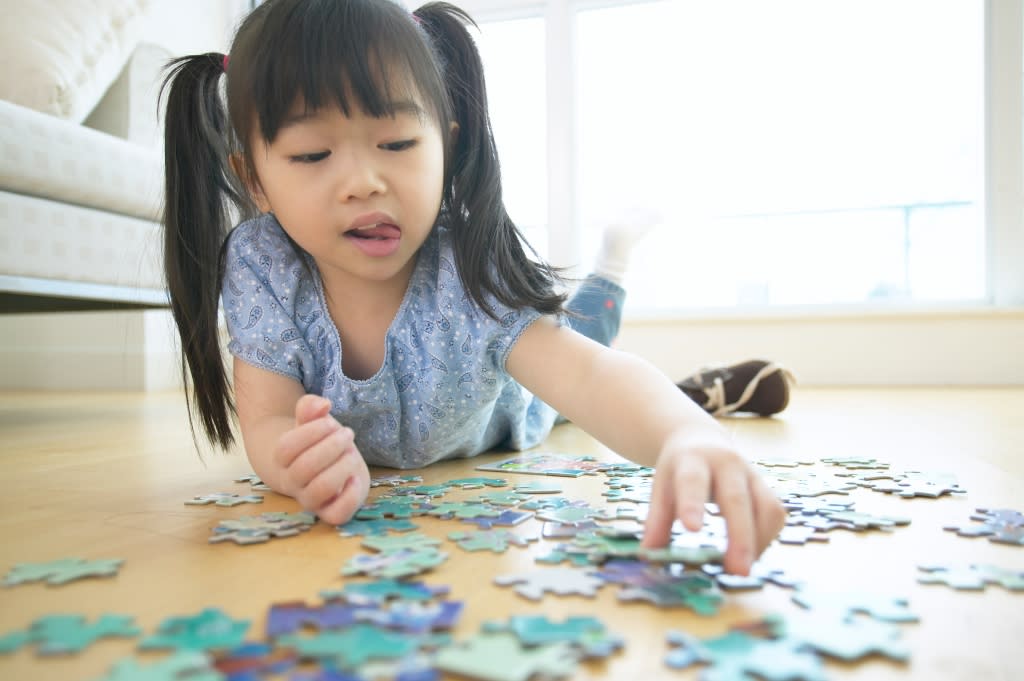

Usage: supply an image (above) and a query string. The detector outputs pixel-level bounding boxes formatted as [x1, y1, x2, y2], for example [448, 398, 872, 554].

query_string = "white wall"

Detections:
[615, 308, 1024, 387]
[139, 0, 247, 56]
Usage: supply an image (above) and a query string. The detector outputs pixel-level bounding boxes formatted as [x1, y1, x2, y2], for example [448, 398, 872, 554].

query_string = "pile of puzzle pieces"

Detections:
[2, 452, 1022, 680]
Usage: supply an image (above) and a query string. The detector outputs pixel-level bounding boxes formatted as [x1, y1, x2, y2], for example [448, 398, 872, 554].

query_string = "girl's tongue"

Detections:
[345, 223, 401, 257]
[349, 224, 400, 240]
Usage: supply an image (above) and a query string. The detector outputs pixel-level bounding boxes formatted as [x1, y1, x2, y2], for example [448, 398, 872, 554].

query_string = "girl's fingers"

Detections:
[713, 467, 757, 576]
[280, 420, 353, 489]
[275, 416, 341, 468]
[750, 478, 787, 556]
[642, 454, 712, 548]
[305, 448, 367, 524]
[295, 394, 331, 426]
[641, 468, 676, 548]
[672, 453, 712, 532]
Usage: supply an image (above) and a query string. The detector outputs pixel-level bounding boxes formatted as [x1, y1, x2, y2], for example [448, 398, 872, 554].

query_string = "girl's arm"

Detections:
[232, 358, 370, 525]
[506, 317, 786, 575]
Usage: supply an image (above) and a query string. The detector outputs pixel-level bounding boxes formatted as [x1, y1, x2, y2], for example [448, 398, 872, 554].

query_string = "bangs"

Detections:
[241, 0, 448, 143]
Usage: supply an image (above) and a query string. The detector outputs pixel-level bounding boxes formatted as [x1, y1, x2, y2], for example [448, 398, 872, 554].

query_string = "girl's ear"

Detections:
[229, 153, 271, 213]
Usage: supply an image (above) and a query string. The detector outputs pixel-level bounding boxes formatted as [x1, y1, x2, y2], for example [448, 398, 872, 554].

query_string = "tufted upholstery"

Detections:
[0, 2, 169, 312]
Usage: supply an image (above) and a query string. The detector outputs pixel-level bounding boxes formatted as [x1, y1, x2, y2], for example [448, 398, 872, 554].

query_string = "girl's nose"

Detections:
[337, 150, 386, 201]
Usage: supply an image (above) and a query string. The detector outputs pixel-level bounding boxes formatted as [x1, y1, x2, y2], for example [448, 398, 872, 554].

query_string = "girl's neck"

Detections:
[318, 256, 418, 381]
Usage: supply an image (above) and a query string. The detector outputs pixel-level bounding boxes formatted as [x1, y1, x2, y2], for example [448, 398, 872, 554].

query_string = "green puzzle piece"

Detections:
[336, 518, 418, 537]
[482, 615, 623, 658]
[140, 608, 250, 651]
[341, 548, 449, 579]
[360, 532, 443, 553]
[435, 631, 579, 681]
[90, 651, 224, 681]
[918, 563, 1024, 591]
[426, 502, 502, 519]
[278, 623, 422, 668]
[445, 477, 508, 489]
[666, 622, 827, 680]
[2, 614, 141, 655]
[3, 558, 124, 586]
[320, 578, 448, 604]
[448, 530, 537, 553]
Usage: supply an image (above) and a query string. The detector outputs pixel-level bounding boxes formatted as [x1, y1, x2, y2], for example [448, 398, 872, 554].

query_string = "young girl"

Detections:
[161, 0, 784, 575]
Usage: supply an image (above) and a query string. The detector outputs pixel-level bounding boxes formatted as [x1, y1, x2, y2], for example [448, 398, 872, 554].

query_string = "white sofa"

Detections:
[0, 0, 168, 312]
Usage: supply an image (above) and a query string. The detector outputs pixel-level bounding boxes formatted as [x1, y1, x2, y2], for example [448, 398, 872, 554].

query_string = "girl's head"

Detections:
[228, 0, 455, 287]
[161, 0, 565, 450]
[227, 0, 453, 211]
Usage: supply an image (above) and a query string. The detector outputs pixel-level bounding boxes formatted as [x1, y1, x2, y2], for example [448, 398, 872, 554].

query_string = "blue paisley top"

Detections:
[221, 214, 557, 468]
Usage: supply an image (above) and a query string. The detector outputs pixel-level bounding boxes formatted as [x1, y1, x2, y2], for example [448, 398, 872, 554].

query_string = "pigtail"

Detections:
[160, 54, 249, 450]
[413, 3, 567, 317]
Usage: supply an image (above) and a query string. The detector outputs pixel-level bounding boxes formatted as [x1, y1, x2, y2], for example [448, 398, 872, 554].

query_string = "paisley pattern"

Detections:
[220, 214, 557, 468]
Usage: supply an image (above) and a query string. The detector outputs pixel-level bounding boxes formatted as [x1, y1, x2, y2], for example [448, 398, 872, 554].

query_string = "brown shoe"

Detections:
[677, 360, 794, 416]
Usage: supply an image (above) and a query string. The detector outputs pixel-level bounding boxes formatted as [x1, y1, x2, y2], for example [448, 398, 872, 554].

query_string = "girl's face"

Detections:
[248, 95, 446, 293]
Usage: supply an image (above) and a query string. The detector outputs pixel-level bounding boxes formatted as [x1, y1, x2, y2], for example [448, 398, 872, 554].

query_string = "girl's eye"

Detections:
[380, 139, 417, 152]
[289, 151, 331, 164]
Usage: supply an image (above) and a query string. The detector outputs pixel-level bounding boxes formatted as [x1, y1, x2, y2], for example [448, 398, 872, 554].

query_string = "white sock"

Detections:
[593, 208, 661, 285]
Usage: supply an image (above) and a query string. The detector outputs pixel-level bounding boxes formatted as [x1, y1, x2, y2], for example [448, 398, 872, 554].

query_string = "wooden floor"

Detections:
[0, 387, 1022, 680]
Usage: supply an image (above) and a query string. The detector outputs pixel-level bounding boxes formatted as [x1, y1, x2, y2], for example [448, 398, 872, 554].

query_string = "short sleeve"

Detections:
[220, 216, 320, 384]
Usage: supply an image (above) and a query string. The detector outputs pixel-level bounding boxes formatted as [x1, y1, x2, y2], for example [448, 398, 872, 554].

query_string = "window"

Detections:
[471, 0, 1018, 312]
[474, 16, 549, 259]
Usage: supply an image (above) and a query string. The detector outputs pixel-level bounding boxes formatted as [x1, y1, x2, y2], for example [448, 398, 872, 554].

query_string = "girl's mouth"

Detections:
[344, 223, 401, 257]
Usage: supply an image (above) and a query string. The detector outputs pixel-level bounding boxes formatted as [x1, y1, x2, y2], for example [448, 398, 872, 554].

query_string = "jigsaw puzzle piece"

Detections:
[791, 587, 918, 623]
[482, 615, 624, 658]
[665, 622, 827, 680]
[277, 623, 428, 669]
[447, 529, 538, 553]
[16, 614, 141, 655]
[435, 631, 579, 681]
[93, 651, 224, 681]
[336, 518, 419, 537]
[780, 612, 910, 662]
[3, 557, 123, 586]
[340, 548, 449, 579]
[493, 567, 606, 600]
[356, 600, 465, 634]
[140, 608, 250, 651]
[210, 642, 296, 679]
[917, 563, 1024, 591]
[319, 579, 449, 605]
[185, 492, 263, 507]
[361, 532, 443, 553]
[443, 477, 508, 489]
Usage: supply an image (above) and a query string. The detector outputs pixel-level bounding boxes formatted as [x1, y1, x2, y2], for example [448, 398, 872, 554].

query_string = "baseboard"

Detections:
[616, 308, 1024, 386]
[2, 308, 1021, 390]
[0, 309, 182, 390]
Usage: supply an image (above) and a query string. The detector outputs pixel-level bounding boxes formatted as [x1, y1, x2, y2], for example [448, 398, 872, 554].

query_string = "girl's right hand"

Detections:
[273, 394, 370, 525]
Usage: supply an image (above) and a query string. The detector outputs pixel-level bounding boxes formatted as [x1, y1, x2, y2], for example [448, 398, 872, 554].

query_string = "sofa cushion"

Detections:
[0, 99, 162, 222]
[84, 42, 171, 148]
[0, 0, 155, 122]
[0, 190, 164, 292]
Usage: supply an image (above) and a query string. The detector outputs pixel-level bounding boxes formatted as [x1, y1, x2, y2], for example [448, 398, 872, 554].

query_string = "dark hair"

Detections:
[160, 0, 566, 450]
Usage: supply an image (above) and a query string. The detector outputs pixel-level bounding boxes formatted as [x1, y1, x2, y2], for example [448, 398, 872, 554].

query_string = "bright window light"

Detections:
[474, 16, 549, 260]
[571, 0, 984, 309]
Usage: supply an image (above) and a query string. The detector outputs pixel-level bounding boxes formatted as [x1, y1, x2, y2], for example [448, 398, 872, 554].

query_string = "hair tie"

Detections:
[410, 12, 421, 24]
[222, 54, 230, 72]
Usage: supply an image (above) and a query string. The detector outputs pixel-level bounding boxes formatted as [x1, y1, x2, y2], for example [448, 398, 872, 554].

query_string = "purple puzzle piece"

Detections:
[266, 602, 376, 638]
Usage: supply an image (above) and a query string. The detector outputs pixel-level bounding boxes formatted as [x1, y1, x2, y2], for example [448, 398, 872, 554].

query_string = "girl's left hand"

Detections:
[641, 436, 786, 575]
